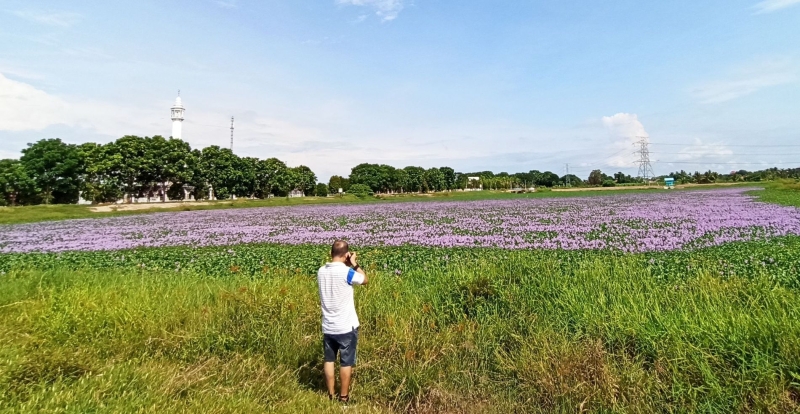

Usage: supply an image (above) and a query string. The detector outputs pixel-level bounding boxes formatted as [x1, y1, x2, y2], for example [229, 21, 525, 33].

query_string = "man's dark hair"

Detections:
[331, 240, 349, 258]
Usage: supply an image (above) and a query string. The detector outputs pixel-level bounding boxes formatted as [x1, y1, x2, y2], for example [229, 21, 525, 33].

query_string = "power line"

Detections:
[230, 116, 234, 152]
[655, 161, 800, 165]
[650, 142, 800, 148]
[651, 152, 800, 156]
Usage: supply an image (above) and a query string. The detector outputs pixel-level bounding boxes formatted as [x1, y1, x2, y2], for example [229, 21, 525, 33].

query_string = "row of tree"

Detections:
[666, 168, 800, 184]
[0, 137, 317, 206]
[3, 137, 798, 206]
[340, 164, 642, 193]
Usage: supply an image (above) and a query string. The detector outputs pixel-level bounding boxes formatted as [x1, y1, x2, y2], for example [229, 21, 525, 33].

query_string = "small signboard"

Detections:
[664, 177, 675, 189]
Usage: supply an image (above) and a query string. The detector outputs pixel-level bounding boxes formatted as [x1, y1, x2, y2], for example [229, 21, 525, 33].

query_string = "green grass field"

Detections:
[1, 241, 800, 413]
[1, 181, 799, 412]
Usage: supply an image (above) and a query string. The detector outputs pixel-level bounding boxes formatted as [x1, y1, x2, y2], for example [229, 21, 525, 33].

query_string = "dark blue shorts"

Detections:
[323, 328, 359, 367]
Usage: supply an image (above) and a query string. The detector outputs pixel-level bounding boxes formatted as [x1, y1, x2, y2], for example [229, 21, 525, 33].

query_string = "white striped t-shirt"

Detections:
[317, 262, 365, 335]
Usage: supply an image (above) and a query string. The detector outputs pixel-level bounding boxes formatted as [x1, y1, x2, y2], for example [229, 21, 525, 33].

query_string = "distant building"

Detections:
[466, 176, 482, 191]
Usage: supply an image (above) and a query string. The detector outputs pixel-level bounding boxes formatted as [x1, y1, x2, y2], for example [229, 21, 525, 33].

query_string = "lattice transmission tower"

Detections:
[230, 116, 234, 151]
[635, 136, 655, 183]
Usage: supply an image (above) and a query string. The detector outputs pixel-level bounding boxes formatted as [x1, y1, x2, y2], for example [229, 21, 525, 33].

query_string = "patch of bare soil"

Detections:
[89, 202, 211, 213]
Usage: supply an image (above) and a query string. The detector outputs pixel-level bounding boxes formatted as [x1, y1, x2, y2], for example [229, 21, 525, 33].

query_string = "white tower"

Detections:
[170, 91, 185, 139]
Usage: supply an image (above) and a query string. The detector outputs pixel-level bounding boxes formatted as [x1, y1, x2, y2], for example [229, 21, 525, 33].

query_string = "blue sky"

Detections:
[1, 0, 798, 180]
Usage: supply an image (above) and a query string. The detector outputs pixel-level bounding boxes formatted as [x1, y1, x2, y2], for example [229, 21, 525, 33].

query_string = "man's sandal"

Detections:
[339, 394, 350, 404]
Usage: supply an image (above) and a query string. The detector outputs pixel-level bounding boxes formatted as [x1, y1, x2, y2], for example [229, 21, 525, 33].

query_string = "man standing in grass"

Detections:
[317, 240, 368, 403]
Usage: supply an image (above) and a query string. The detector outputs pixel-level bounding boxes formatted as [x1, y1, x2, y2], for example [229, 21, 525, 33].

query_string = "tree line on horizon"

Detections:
[0, 137, 317, 206]
[1, 138, 799, 206]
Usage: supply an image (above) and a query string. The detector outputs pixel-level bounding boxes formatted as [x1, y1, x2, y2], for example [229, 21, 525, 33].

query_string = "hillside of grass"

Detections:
[1, 243, 799, 413]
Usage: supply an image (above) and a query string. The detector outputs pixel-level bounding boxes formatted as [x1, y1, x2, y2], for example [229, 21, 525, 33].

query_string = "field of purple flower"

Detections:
[2, 187, 799, 254]
[3, 187, 800, 412]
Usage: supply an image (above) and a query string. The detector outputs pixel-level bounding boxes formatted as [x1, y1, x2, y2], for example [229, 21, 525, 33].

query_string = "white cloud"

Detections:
[12, 10, 82, 27]
[692, 59, 798, 104]
[336, 0, 406, 21]
[0, 72, 160, 136]
[601, 113, 649, 168]
[754, 0, 800, 13]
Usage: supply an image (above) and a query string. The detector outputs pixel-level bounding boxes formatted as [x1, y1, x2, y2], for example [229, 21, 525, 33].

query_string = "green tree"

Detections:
[562, 174, 583, 187]
[20, 138, 83, 204]
[315, 183, 329, 197]
[78, 142, 123, 203]
[291, 165, 317, 196]
[0, 159, 36, 206]
[535, 171, 560, 187]
[393, 168, 409, 193]
[440, 167, 456, 191]
[588, 169, 604, 186]
[328, 175, 350, 195]
[196, 146, 242, 200]
[350, 163, 382, 192]
[423, 167, 445, 192]
[108, 136, 148, 202]
[137, 136, 194, 202]
[403, 166, 425, 193]
[350, 163, 395, 193]
[255, 158, 290, 197]
[235, 157, 259, 199]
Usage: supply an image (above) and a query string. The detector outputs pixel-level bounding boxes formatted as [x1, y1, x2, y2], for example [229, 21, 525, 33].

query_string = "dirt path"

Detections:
[89, 202, 211, 213]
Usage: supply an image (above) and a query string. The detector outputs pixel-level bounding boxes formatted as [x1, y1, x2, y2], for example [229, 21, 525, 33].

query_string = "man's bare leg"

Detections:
[323, 362, 336, 397]
[339, 366, 353, 398]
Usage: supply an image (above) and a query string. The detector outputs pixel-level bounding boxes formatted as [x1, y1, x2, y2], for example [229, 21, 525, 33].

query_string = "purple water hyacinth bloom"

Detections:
[2, 188, 800, 253]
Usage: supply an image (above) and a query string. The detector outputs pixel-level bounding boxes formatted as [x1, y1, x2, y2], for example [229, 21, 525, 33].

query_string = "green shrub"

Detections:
[348, 184, 374, 198]
[602, 180, 616, 187]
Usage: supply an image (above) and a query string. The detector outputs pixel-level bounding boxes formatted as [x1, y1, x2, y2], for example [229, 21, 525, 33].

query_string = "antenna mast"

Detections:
[230, 116, 234, 151]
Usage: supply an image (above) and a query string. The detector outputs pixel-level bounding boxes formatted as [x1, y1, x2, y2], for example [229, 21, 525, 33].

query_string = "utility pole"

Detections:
[230, 116, 234, 151]
[635, 136, 655, 184]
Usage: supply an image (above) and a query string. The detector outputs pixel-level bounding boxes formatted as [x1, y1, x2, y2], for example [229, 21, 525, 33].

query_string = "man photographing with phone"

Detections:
[317, 240, 368, 403]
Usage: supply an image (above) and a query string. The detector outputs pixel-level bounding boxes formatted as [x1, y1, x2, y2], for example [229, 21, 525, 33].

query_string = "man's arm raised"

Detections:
[348, 252, 368, 285]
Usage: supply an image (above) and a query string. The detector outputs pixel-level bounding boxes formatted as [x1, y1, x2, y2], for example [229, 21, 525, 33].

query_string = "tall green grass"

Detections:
[1, 255, 798, 413]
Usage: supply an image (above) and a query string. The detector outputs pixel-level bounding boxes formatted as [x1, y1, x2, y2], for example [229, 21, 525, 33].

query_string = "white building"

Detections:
[171, 91, 185, 139]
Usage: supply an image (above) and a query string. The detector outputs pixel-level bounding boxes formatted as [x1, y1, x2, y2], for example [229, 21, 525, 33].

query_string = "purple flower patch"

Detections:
[1, 188, 799, 253]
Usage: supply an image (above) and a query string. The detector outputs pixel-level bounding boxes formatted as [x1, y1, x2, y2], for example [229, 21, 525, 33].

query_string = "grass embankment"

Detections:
[2, 246, 799, 413]
[753, 180, 800, 208]
[0, 183, 757, 226]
